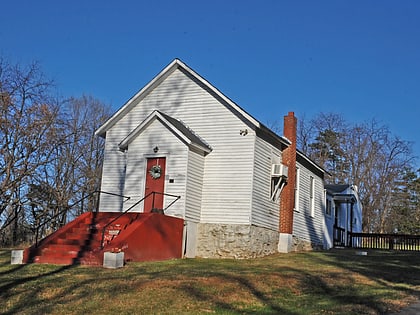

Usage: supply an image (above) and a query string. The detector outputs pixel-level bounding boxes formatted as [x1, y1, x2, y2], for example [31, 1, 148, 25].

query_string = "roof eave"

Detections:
[296, 150, 329, 176]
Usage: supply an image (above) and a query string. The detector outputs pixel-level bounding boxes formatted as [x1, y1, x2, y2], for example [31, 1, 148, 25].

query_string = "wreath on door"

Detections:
[149, 165, 162, 179]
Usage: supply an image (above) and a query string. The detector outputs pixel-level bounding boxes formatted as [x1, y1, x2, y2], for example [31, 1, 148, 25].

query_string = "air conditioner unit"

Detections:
[271, 164, 288, 178]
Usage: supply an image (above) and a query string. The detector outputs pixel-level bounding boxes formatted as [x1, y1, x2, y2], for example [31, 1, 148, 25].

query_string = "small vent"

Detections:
[271, 164, 288, 178]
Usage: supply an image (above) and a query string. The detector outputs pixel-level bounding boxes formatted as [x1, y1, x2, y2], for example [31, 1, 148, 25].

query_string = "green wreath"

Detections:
[149, 165, 162, 179]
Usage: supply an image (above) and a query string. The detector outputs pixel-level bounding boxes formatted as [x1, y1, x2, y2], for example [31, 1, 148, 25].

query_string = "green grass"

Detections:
[1, 249, 419, 314]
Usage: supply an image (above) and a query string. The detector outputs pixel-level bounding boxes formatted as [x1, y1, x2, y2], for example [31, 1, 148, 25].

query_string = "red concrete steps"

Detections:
[25, 212, 137, 265]
[23, 212, 184, 266]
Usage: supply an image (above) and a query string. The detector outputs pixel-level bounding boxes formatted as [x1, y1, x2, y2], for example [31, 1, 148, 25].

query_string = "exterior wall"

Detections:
[100, 68, 255, 224]
[292, 161, 325, 250]
[185, 149, 205, 222]
[123, 119, 188, 217]
[184, 220, 198, 258]
[324, 193, 335, 249]
[251, 136, 281, 230]
[195, 223, 279, 258]
[99, 128, 128, 212]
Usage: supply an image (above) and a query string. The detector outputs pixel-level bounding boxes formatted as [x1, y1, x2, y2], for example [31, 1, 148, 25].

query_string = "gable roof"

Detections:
[118, 110, 212, 154]
[95, 59, 290, 150]
[96, 58, 263, 138]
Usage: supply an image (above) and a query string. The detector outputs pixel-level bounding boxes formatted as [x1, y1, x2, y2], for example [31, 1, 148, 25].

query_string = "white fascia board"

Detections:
[157, 114, 197, 147]
[118, 111, 158, 150]
[151, 113, 211, 153]
[118, 111, 201, 152]
[189, 142, 212, 154]
[296, 150, 326, 175]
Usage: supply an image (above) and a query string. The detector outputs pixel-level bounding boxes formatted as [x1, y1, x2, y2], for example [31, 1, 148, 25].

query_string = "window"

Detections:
[270, 152, 282, 202]
[310, 176, 315, 217]
[326, 198, 332, 216]
[294, 167, 300, 211]
[271, 177, 281, 202]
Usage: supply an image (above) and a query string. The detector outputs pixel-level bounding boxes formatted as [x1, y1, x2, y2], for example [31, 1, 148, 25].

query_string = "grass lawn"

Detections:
[1, 249, 419, 314]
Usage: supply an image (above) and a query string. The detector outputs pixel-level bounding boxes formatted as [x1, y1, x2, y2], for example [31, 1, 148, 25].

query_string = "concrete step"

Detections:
[43, 244, 82, 252]
[34, 255, 78, 265]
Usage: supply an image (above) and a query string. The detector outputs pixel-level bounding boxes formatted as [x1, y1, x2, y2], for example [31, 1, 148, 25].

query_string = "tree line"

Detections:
[296, 113, 419, 234]
[0, 57, 112, 246]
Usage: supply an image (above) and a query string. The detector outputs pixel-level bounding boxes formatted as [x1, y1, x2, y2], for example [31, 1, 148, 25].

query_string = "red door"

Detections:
[144, 157, 166, 212]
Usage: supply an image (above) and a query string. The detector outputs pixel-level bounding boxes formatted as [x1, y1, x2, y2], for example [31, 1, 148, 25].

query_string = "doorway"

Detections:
[144, 157, 166, 212]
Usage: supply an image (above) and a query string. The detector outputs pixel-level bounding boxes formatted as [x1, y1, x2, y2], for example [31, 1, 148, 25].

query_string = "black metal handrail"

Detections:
[34, 190, 130, 247]
[100, 191, 181, 249]
[154, 191, 182, 212]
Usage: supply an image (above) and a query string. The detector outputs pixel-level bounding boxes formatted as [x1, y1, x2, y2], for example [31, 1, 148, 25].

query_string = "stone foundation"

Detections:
[292, 236, 323, 251]
[196, 223, 279, 259]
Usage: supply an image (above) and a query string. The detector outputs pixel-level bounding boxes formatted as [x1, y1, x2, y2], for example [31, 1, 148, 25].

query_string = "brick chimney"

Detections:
[279, 112, 297, 252]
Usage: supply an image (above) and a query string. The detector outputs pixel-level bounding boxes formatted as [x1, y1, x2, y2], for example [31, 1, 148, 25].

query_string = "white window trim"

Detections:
[326, 196, 333, 217]
[310, 176, 315, 217]
[294, 167, 300, 212]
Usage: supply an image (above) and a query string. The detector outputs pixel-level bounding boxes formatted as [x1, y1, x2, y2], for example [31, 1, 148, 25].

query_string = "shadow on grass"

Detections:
[0, 263, 75, 295]
[323, 250, 420, 288]
[1, 267, 110, 315]
[0, 261, 27, 276]
[1, 249, 419, 314]
[179, 272, 299, 315]
[0, 249, 12, 265]
[140, 251, 420, 314]
[305, 249, 420, 313]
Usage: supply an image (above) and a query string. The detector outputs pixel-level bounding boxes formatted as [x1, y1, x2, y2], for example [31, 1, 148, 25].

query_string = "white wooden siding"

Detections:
[292, 161, 325, 246]
[98, 128, 127, 212]
[251, 137, 281, 230]
[185, 149, 205, 222]
[100, 69, 254, 223]
[324, 194, 335, 249]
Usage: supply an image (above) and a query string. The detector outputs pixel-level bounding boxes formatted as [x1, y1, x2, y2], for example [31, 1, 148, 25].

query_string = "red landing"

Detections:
[22, 212, 184, 266]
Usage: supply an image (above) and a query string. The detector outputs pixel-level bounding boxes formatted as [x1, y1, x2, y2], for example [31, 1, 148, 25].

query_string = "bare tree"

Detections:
[0, 58, 59, 245]
[296, 112, 416, 233]
[55, 95, 110, 216]
[343, 120, 414, 232]
[0, 57, 111, 246]
[28, 95, 111, 238]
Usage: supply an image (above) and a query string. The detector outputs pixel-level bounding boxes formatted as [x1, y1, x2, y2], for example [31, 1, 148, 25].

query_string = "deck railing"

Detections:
[349, 233, 420, 251]
[333, 226, 346, 247]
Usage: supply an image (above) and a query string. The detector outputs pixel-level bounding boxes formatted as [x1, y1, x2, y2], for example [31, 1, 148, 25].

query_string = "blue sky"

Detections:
[1, 1, 420, 167]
